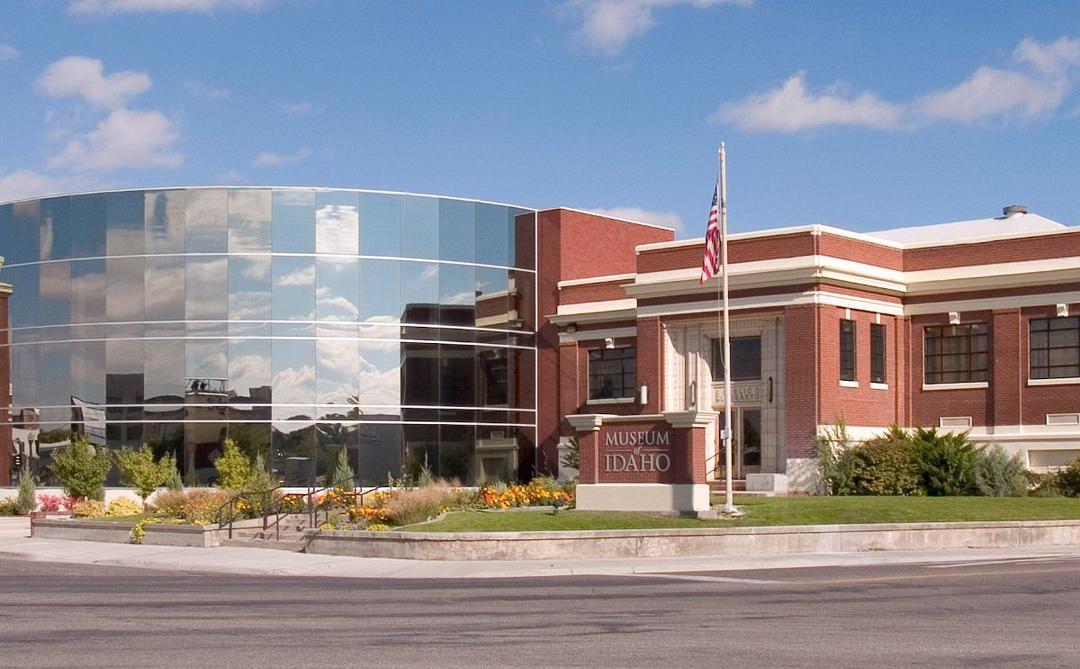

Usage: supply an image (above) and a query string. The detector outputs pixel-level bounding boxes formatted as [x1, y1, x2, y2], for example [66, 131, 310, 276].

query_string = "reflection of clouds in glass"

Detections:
[71, 267, 106, 322]
[185, 257, 227, 320]
[240, 256, 271, 281]
[229, 352, 270, 396]
[316, 337, 359, 404]
[276, 263, 315, 286]
[273, 189, 313, 206]
[316, 203, 358, 255]
[228, 290, 271, 320]
[442, 291, 474, 306]
[421, 265, 438, 280]
[145, 261, 183, 316]
[228, 190, 271, 251]
[356, 351, 401, 406]
[315, 287, 359, 319]
[272, 364, 315, 405]
[188, 347, 227, 379]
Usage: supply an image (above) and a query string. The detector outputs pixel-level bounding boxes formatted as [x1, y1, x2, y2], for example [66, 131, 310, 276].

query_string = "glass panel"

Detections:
[273, 422, 317, 485]
[402, 342, 439, 407]
[272, 189, 315, 253]
[228, 422, 271, 469]
[476, 347, 509, 407]
[475, 203, 510, 267]
[400, 261, 438, 324]
[358, 258, 400, 324]
[358, 192, 400, 257]
[511, 209, 534, 271]
[273, 256, 316, 321]
[401, 196, 438, 260]
[39, 341, 72, 408]
[316, 190, 359, 255]
[40, 197, 71, 261]
[7, 264, 39, 329]
[316, 323, 359, 412]
[355, 422, 401, 486]
[106, 191, 144, 256]
[742, 409, 762, 467]
[107, 257, 145, 322]
[185, 188, 227, 253]
[0, 205, 10, 263]
[183, 422, 225, 485]
[227, 337, 272, 402]
[272, 338, 315, 408]
[185, 256, 228, 320]
[228, 189, 272, 252]
[12, 200, 41, 265]
[438, 198, 475, 263]
[438, 262, 476, 329]
[440, 424, 475, 484]
[39, 261, 71, 326]
[70, 259, 106, 324]
[357, 340, 401, 411]
[70, 193, 107, 258]
[403, 424, 438, 482]
[316, 258, 359, 322]
[441, 344, 476, 408]
[229, 256, 272, 321]
[145, 256, 185, 321]
[71, 339, 106, 406]
[144, 326, 185, 403]
[145, 190, 186, 254]
[12, 341, 40, 410]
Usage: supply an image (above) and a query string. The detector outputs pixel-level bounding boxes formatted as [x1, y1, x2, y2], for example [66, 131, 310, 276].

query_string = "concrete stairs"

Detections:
[219, 514, 312, 552]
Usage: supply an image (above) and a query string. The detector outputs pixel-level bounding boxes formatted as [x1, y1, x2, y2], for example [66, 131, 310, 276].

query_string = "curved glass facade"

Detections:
[0, 188, 537, 486]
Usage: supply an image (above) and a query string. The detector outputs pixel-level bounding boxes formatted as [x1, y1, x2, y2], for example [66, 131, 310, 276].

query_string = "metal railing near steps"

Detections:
[216, 484, 389, 540]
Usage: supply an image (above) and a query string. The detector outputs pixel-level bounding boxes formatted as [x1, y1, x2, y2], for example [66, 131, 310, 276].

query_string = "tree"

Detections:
[214, 438, 252, 490]
[50, 435, 112, 501]
[116, 445, 176, 501]
[15, 465, 36, 515]
[330, 449, 356, 490]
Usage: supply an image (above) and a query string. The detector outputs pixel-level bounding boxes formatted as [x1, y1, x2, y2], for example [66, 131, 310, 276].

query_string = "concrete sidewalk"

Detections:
[4, 517, 1080, 579]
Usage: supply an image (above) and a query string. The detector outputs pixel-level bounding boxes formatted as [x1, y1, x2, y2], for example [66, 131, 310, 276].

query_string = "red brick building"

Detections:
[539, 205, 1080, 494]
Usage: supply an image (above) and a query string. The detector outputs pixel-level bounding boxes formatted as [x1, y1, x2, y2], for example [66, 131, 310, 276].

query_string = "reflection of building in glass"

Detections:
[0, 188, 538, 485]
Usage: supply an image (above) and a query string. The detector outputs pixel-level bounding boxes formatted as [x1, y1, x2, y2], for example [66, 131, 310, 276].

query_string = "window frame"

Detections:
[870, 323, 886, 385]
[924, 323, 990, 385]
[1029, 316, 1080, 380]
[587, 346, 637, 401]
[839, 319, 857, 382]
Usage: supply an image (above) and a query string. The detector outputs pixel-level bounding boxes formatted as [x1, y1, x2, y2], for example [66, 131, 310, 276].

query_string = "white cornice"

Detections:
[557, 273, 636, 289]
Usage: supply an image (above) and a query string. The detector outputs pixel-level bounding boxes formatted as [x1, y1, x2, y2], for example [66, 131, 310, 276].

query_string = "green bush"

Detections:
[1057, 458, 1080, 497]
[384, 482, 456, 526]
[329, 449, 355, 490]
[214, 438, 252, 490]
[116, 445, 176, 501]
[816, 419, 858, 495]
[0, 499, 18, 516]
[911, 428, 980, 496]
[50, 435, 113, 501]
[15, 468, 37, 515]
[974, 446, 1027, 497]
[1025, 470, 1061, 497]
[848, 427, 921, 496]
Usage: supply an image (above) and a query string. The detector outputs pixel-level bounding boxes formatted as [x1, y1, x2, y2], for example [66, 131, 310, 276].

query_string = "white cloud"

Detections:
[49, 108, 183, 171]
[0, 44, 19, 62]
[714, 72, 903, 132]
[184, 80, 230, 100]
[588, 206, 684, 233]
[562, 0, 748, 56]
[241, 256, 272, 280]
[281, 101, 313, 114]
[252, 147, 312, 166]
[37, 56, 151, 109]
[714, 36, 1080, 133]
[276, 264, 315, 286]
[0, 170, 67, 202]
[270, 365, 316, 405]
[69, 0, 269, 13]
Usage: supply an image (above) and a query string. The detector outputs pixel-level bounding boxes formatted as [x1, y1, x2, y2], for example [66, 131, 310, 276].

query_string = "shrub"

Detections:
[106, 497, 143, 517]
[72, 499, 106, 518]
[50, 435, 113, 500]
[0, 499, 18, 516]
[246, 454, 276, 493]
[384, 482, 456, 526]
[214, 439, 252, 489]
[911, 428, 981, 496]
[1057, 458, 1080, 497]
[147, 489, 187, 517]
[37, 494, 64, 513]
[116, 445, 176, 501]
[15, 468, 37, 515]
[179, 490, 230, 524]
[164, 465, 184, 491]
[330, 449, 355, 490]
[974, 445, 1027, 497]
[848, 427, 920, 496]
[1025, 470, 1061, 497]
[816, 418, 857, 495]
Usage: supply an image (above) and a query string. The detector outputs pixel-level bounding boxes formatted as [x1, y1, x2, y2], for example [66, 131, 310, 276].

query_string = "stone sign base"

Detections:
[576, 483, 711, 513]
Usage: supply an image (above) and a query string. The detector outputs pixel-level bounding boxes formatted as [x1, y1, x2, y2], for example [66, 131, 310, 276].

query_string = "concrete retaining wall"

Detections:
[31, 518, 223, 547]
[306, 520, 1080, 561]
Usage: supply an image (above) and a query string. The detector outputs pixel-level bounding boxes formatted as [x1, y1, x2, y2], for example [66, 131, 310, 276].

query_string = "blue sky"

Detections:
[1, 0, 1078, 237]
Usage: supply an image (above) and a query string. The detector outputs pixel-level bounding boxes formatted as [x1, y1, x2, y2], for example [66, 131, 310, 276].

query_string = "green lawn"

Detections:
[405, 496, 1080, 532]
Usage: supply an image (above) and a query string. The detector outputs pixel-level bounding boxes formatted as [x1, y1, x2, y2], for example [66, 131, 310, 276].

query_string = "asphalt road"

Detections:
[2, 555, 1080, 668]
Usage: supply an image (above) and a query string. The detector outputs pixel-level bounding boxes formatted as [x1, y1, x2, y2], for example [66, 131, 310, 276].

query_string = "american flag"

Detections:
[699, 182, 722, 284]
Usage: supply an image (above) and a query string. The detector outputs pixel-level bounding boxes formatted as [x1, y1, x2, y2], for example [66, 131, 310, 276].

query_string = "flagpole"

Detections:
[718, 143, 738, 515]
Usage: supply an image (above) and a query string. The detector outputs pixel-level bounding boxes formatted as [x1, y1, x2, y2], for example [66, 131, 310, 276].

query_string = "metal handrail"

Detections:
[215, 483, 391, 539]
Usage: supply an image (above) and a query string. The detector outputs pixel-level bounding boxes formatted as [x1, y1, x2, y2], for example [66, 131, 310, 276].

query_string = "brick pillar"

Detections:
[636, 316, 663, 414]
[992, 309, 1022, 428]
[567, 415, 602, 484]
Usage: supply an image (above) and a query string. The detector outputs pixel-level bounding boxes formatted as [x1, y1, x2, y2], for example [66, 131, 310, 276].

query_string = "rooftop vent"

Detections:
[1003, 204, 1028, 218]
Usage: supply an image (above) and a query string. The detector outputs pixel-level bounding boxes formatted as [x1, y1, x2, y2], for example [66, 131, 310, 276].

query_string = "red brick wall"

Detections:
[783, 304, 820, 459]
[559, 280, 630, 305]
[0, 292, 10, 486]
[816, 307, 901, 429]
[817, 232, 904, 271]
[577, 419, 703, 485]
[908, 312, 994, 428]
[637, 232, 817, 274]
[556, 210, 672, 281]
[1019, 304, 1080, 425]
[904, 230, 1080, 271]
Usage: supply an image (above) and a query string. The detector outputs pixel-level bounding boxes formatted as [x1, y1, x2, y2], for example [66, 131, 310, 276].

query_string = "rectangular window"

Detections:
[711, 336, 762, 381]
[870, 323, 886, 384]
[588, 346, 636, 400]
[839, 319, 856, 382]
[924, 323, 989, 384]
[1030, 317, 1080, 379]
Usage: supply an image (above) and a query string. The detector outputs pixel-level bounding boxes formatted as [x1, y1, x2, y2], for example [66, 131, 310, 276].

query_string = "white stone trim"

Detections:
[559, 326, 637, 345]
[870, 382, 889, 391]
[558, 273, 635, 289]
[921, 381, 989, 391]
[1046, 413, 1080, 426]
[636, 290, 905, 319]
[838, 380, 859, 388]
[939, 416, 973, 429]
[556, 298, 636, 317]
[1028, 377, 1080, 386]
[586, 397, 636, 405]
